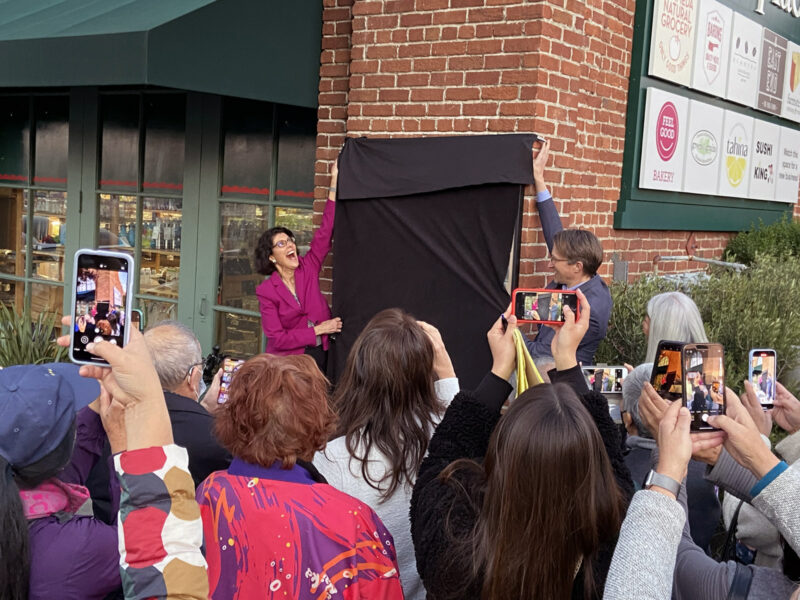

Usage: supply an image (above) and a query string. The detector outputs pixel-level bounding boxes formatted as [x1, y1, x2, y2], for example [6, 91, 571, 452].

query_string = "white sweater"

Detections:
[313, 377, 459, 600]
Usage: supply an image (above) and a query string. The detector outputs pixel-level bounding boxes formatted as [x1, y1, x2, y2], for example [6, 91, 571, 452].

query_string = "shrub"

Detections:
[595, 256, 800, 396]
[723, 217, 800, 266]
[0, 301, 66, 367]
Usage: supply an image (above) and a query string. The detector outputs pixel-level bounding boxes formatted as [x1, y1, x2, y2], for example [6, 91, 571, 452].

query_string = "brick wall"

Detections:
[314, 0, 800, 290]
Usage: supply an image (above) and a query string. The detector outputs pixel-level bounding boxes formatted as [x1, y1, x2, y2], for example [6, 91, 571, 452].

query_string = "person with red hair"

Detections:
[196, 353, 403, 600]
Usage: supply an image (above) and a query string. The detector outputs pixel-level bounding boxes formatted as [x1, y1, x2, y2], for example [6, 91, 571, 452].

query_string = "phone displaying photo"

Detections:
[70, 249, 134, 366]
[582, 366, 628, 394]
[650, 340, 685, 402]
[512, 288, 579, 324]
[218, 358, 245, 404]
[748, 348, 776, 409]
[683, 343, 725, 431]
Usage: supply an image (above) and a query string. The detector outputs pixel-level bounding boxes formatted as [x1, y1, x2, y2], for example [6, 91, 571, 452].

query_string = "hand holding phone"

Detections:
[218, 358, 245, 404]
[748, 349, 776, 409]
[70, 249, 134, 366]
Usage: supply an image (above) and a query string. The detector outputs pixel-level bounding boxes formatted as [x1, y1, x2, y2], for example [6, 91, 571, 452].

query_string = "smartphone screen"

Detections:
[683, 343, 725, 431]
[70, 250, 133, 365]
[582, 366, 627, 393]
[749, 349, 776, 408]
[513, 289, 579, 324]
[218, 358, 245, 403]
[651, 341, 685, 401]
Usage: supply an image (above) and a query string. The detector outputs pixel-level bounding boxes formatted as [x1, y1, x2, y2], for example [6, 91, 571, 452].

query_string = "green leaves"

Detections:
[723, 217, 800, 266]
[0, 301, 66, 367]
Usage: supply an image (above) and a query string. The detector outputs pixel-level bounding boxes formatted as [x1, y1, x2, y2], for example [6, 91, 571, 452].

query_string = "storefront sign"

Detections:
[783, 42, 800, 122]
[649, 0, 698, 86]
[775, 127, 800, 202]
[640, 87, 689, 190]
[683, 100, 724, 194]
[749, 119, 781, 199]
[754, 0, 800, 19]
[718, 110, 754, 197]
[757, 29, 788, 115]
[726, 13, 763, 107]
[692, 0, 732, 96]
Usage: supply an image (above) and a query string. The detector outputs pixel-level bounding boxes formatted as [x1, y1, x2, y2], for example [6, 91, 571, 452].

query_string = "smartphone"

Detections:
[683, 343, 725, 431]
[130, 308, 144, 332]
[512, 288, 579, 324]
[650, 340, 686, 402]
[582, 366, 628, 394]
[748, 348, 777, 409]
[70, 249, 134, 366]
[218, 358, 245, 403]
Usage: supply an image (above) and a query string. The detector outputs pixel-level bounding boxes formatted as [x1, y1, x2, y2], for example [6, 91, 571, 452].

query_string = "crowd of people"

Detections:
[3, 141, 800, 600]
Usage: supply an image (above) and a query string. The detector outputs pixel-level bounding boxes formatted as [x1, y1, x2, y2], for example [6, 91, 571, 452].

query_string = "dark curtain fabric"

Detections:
[331, 134, 536, 389]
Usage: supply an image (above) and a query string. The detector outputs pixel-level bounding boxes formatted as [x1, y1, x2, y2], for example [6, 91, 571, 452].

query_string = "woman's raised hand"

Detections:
[487, 308, 516, 381]
[549, 288, 590, 371]
[773, 382, 800, 434]
[418, 321, 456, 380]
[708, 391, 780, 479]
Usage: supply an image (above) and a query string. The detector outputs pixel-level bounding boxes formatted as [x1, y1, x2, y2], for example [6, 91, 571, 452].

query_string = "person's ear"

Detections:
[190, 365, 203, 394]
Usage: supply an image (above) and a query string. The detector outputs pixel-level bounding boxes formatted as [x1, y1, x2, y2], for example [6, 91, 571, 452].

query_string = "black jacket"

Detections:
[409, 366, 633, 599]
[164, 391, 232, 487]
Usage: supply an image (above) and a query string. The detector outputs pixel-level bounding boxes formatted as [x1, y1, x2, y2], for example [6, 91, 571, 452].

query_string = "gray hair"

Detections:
[143, 320, 203, 391]
[622, 363, 654, 438]
[644, 292, 708, 363]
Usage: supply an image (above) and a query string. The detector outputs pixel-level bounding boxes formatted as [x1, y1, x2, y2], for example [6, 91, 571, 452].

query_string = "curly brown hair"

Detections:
[214, 354, 336, 468]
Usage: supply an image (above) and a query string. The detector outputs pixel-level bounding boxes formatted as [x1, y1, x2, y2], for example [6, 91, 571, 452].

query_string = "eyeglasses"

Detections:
[186, 361, 204, 380]
[548, 255, 572, 263]
[272, 237, 296, 249]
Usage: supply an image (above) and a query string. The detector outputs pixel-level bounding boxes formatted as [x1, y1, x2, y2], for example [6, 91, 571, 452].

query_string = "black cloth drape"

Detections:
[331, 134, 537, 389]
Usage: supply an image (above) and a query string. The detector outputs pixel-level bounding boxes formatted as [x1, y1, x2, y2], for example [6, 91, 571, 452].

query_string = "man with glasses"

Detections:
[142, 320, 232, 486]
[524, 140, 612, 368]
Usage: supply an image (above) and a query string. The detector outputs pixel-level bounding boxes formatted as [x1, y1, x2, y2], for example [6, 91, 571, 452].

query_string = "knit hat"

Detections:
[0, 363, 100, 468]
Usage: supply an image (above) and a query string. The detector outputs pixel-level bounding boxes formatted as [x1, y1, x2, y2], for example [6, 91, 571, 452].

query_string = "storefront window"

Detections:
[221, 98, 273, 197]
[100, 95, 139, 192]
[0, 97, 29, 185]
[274, 206, 313, 255]
[275, 105, 315, 201]
[144, 94, 185, 192]
[31, 190, 67, 282]
[214, 311, 262, 359]
[0, 93, 69, 320]
[217, 202, 268, 311]
[97, 92, 186, 330]
[140, 197, 181, 299]
[33, 96, 68, 188]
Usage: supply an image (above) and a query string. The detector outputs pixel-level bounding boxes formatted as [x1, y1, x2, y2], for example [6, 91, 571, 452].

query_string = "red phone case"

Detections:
[512, 288, 580, 325]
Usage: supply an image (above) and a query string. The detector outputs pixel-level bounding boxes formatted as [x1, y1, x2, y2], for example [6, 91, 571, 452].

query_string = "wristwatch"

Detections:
[644, 470, 681, 497]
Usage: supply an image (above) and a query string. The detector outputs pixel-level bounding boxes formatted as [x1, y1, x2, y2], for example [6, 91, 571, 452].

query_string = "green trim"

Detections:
[212, 305, 259, 318]
[615, 0, 799, 231]
[135, 293, 178, 304]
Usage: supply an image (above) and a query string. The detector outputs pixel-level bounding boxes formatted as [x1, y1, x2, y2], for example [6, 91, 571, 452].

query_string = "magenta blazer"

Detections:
[256, 200, 335, 355]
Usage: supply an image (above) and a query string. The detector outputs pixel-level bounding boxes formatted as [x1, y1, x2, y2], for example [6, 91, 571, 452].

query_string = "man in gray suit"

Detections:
[524, 140, 612, 367]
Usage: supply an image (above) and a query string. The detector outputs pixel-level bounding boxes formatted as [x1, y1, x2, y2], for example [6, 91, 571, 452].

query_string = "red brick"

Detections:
[398, 43, 432, 58]
[379, 89, 410, 102]
[445, 87, 480, 101]
[430, 71, 464, 85]
[410, 88, 444, 101]
[397, 72, 431, 86]
[466, 39, 503, 54]
[462, 102, 498, 116]
[400, 12, 433, 26]
[465, 70, 501, 85]
[432, 10, 468, 24]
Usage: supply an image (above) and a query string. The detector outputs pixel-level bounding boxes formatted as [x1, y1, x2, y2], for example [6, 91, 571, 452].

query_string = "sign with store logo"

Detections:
[692, 0, 732, 97]
[726, 13, 763, 107]
[718, 111, 755, 197]
[649, 0, 699, 87]
[757, 29, 788, 115]
[775, 127, 800, 202]
[640, 87, 689, 190]
[782, 42, 800, 123]
[682, 100, 724, 194]
[749, 120, 780, 199]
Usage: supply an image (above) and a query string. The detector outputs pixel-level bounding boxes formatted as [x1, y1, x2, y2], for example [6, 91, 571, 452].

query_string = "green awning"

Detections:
[0, 0, 322, 107]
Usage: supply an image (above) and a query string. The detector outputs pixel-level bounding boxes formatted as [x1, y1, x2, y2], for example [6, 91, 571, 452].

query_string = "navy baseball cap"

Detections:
[0, 363, 100, 468]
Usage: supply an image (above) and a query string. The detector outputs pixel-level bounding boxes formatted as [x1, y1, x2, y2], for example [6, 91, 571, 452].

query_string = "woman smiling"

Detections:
[254, 160, 342, 372]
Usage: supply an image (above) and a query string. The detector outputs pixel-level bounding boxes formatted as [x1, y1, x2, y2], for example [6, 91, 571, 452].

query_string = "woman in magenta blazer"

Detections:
[254, 162, 342, 372]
